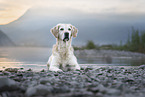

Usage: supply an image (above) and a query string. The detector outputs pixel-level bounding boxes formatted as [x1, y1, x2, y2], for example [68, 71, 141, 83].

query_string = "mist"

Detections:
[0, 6, 145, 47]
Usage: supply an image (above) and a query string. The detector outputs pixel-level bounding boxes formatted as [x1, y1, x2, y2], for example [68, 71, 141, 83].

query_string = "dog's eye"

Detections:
[68, 28, 71, 31]
[60, 28, 64, 31]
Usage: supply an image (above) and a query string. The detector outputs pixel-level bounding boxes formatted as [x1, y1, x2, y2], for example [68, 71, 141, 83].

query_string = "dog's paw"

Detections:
[75, 66, 81, 71]
[75, 69, 81, 71]
[49, 68, 63, 72]
[56, 69, 63, 72]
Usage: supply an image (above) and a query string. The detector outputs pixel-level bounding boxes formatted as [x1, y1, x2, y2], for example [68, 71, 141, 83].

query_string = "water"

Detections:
[0, 47, 144, 71]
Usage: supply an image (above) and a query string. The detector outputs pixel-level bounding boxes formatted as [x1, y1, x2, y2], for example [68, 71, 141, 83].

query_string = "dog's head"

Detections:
[51, 24, 78, 42]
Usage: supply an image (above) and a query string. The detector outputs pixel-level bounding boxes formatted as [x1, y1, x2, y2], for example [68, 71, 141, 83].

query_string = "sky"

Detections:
[0, 0, 145, 25]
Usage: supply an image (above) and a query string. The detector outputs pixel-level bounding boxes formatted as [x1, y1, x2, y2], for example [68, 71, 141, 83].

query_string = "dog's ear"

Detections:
[51, 25, 60, 38]
[71, 25, 78, 38]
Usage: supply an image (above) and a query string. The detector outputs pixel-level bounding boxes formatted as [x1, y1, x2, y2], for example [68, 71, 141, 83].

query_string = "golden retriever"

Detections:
[47, 23, 80, 72]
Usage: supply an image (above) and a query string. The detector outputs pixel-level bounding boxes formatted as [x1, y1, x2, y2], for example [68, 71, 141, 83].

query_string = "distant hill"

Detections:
[0, 30, 15, 47]
[0, 7, 145, 46]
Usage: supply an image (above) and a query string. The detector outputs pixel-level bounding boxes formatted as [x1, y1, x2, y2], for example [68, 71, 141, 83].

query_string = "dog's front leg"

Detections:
[49, 58, 62, 72]
[69, 56, 81, 71]
[75, 63, 81, 70]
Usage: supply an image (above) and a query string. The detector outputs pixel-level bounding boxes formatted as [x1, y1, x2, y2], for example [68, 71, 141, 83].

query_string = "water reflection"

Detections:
[0, 47, 145, 70]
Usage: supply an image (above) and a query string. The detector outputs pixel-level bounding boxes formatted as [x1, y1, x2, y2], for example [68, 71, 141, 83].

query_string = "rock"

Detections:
[0, 77, 19, 91]
[88, 84, 107, 94]
[17, 73, 23, 77]
[40, 78, 50, 84]
[52, 85, 70, 93]
[84, 66, 93, 72]
[41, 69, 45, 72]
[72, 71, 80, 74]
[95, 92, 103, 97]
[25, 84, 52, 97]
[107, 88, 121, 95]
[124, 78, 134, 82]
[13, 77, 22, 82]
[0, 66, 145, 97]
[2, 71, 11, 75]
[54, 73, 59, 76]
[88, 87, 99, 93]
[1, 92, 7, 97]
[80, 67, 85, 70]
[0, 77, 16, 87]
[97, 84, 107, 93]
[0, 72, 3, 76]
[4, 68, 18, 73]
[138, 65, 145, 69]
[20, 68, 24, 70]
[27, 68, 32, 71]
[59, 91, 94, 97]
[9, 75, 16, 78]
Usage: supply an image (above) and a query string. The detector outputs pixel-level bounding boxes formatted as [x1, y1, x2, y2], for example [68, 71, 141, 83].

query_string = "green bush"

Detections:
[85, 40, 97, 49]
[73, 28, 145, 53]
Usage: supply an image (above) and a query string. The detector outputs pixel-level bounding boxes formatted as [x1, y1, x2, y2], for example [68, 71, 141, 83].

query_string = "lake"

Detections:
[0, 47, 145, 71]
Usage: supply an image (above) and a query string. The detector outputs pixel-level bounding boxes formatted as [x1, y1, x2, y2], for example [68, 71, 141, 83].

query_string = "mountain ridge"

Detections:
[0, 7, 145, 47]
[0, 30, 15, 47]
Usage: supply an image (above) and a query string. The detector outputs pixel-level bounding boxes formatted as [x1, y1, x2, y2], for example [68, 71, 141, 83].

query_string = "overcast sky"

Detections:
[0, 0, 145, 25]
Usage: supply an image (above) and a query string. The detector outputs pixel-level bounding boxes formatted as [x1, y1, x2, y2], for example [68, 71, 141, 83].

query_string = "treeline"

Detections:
[74, 28, 145, 53]
[124, 28, 145, 53]
[114, 28, 145, 53]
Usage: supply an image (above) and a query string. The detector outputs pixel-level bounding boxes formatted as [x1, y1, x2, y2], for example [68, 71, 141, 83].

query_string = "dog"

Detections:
[47, 23, 80, 72]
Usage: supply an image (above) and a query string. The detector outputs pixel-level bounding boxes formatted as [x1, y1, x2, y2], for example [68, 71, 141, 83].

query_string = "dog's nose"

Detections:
[63, 32, 69, 42]
[64, 32, 69, 38]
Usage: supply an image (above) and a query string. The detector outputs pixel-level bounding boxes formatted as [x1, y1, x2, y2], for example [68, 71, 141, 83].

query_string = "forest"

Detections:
[74, 28, 145, 54]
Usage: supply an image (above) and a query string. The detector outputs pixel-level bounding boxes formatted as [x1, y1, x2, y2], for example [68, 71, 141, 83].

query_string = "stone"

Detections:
[0, 77, 18, 91]
[25, 84, 52, 97]
[107, 88, 121, 95]
[20, 68, 24, 70]
[2, 71, 11, 75]
[88, 87, 99, 93]
[124, 78, 134, 82]
[41, 69, 45, 72]
[84, 66, 93, 72]
[27, 68, 32, 71]
[40, 78, 50, 84]
[0, 66, 145, 97]
[4, 68, 18, 73]
[97, 84, 107, 93]
[0, 77, 16, 87]
[0, 72, 3, 76]
[138, 65, 145, 69]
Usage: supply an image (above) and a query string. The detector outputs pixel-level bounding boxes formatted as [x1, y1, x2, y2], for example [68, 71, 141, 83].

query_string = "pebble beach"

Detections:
[0, 65, 145, 97]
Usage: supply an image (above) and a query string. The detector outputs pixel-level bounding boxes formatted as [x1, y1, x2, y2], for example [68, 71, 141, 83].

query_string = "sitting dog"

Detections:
[47, 23, 80, 72]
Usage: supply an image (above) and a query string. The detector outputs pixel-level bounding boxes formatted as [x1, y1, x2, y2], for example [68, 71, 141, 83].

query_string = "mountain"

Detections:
[0, 30, 15, 47]
[0, 7, 145, 46]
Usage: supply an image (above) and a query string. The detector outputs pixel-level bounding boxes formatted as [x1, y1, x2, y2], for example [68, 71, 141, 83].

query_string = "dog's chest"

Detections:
[58, 47, 70, 60]
[58, 43, 71, 58]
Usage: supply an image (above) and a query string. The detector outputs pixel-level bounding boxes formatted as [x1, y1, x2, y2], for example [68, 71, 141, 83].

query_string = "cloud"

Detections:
[2, 0, 145, 14]
[0, 0, 31, 24]
[0, 7, 6, 10]
[0, 0, 145, 25]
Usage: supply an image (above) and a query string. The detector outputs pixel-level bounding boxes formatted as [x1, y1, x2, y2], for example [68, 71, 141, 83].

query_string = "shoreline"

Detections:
[0, 64, 139, 72]
[0, 65, 145, 97]
[75, 49, 145, 59]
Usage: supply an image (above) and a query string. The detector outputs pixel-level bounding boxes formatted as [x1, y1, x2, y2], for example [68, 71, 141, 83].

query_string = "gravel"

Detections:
[0, 65, 145, 97]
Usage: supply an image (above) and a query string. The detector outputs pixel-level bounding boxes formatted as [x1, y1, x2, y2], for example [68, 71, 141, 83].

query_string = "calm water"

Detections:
[0, 47, 144, 71]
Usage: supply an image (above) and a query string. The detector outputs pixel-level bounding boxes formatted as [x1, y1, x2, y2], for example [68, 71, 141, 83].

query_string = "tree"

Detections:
[130, 28, 140, 52]
[85, 40, 96, 49]
[140, 31, 145, 53]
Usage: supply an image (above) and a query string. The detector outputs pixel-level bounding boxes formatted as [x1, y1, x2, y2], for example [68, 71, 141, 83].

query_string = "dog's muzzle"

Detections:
[63, 32, 69, 42]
